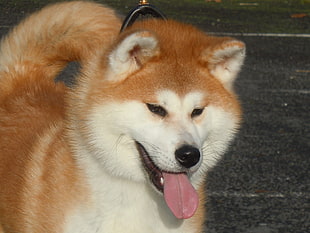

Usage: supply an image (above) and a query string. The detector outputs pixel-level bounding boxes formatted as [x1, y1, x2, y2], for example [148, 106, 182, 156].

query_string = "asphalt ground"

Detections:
[0, 2, 309, 233]
[205, 35, 309, 233]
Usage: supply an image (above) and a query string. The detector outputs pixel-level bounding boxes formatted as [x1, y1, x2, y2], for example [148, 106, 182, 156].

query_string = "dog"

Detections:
[0, 1, 245, 232]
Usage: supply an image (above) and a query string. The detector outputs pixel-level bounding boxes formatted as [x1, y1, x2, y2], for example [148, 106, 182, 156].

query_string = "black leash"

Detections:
[120, 0, 167, 32]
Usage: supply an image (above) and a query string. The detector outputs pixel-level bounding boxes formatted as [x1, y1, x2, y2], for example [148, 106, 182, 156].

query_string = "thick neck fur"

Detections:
[65, 143, 197, 233]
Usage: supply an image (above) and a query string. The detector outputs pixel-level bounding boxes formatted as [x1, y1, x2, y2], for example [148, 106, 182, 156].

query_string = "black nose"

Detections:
[175, 145, 200, 168]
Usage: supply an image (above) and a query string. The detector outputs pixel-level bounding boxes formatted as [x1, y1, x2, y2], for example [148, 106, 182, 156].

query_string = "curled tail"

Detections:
[0, 1, 121, 83]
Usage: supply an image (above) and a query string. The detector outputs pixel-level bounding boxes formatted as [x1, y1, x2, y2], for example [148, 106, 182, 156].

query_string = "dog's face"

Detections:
[71, 20, 244, 219]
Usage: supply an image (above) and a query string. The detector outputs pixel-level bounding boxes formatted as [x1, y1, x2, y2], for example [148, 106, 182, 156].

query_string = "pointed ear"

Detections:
[203, 40, 245, 90]
[107, 30, 159, 82]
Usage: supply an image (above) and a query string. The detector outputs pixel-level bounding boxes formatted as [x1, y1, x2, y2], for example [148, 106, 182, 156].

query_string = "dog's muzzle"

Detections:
[135, 141, 200, 219]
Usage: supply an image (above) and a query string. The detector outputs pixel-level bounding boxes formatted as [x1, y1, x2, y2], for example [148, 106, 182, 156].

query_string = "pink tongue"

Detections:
[163, 172, 199, 219]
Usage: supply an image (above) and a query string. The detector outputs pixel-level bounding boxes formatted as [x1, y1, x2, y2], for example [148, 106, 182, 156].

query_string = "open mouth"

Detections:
[135, 141, 165, 192]
[135, 141, 199, 219]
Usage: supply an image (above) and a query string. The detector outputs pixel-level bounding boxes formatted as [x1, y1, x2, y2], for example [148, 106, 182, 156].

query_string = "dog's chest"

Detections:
[64, 202, 190, 233]
[64, 181, 194, 233]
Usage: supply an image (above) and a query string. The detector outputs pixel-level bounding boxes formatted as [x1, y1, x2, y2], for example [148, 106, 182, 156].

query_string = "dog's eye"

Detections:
[191, 108, 204, 118]
[146, 103, 167, 117]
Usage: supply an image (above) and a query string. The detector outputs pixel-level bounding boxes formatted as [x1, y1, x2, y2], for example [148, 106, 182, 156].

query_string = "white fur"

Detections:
[65, 150, 193, 233]
[65, 89, 239, 232]
[107, 31, 158, 82]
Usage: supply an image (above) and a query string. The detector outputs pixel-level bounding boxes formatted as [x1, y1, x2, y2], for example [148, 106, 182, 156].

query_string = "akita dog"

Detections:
[0, 1, 245, 232]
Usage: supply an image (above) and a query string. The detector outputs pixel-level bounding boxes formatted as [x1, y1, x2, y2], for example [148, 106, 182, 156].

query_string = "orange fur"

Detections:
[0, 1, 121, 232]
[71, 20, 242, 122]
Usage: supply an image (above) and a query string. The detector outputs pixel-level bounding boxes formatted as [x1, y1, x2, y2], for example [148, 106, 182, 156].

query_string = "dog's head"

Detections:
[70, 20, 245, 219]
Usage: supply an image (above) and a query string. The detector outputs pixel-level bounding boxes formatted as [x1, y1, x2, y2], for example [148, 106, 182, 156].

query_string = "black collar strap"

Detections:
[120, 0, 167, 32]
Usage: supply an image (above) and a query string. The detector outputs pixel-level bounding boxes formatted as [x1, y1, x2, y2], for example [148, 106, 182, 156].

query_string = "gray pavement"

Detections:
[0, 2, 309, 233]
[205, 35, 309, 233]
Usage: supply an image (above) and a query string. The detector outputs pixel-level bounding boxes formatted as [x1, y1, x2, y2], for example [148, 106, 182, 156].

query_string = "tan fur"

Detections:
[0, 2, 121, 232]
[0, 1, 244, 232]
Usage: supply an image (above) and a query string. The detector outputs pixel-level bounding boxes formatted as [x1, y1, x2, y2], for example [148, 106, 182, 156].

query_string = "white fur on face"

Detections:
[86, 90, 239, 187]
